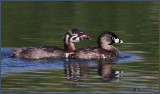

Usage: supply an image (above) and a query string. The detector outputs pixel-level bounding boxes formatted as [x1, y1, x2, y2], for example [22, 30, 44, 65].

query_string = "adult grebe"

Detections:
[69, 31, 123, 59]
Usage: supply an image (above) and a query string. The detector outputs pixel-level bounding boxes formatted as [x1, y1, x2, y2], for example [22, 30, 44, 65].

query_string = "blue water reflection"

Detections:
[1, 48, 141, 75]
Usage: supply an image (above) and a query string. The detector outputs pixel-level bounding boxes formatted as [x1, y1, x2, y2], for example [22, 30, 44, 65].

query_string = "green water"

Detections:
[1, 1, 159, 93]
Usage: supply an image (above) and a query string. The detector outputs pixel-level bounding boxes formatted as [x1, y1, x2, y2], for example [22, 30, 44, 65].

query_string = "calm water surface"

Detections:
[1, 1, 159, 93]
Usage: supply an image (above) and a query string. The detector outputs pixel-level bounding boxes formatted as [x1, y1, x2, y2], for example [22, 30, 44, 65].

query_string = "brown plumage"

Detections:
[12, 29, 91, 59]
[69, 31, 123, 59]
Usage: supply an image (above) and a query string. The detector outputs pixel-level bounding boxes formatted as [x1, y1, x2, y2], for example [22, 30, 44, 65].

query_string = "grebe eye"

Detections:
[112, 37, 115, 40]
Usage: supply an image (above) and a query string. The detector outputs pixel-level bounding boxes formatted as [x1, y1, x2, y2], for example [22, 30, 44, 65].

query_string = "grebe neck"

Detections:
[101, 43, 119, 53]
[64, 40, 75, 51]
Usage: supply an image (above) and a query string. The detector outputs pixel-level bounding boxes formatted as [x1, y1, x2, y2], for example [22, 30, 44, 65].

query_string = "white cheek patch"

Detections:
[70, 34, 80, 42]
[76, 38, 80, 42]
[114, 38, 120, 43]
[71, 37, 80, 42]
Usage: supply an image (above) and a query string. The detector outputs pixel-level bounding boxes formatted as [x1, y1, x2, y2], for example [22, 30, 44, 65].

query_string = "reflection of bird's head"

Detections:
[97, 59, 117, 82]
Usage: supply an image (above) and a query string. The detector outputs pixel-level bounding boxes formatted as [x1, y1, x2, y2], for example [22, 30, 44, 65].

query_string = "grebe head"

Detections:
[98, 31, 123, 47]
[63, 28, 91, 51]
[63, 28, 91, 43]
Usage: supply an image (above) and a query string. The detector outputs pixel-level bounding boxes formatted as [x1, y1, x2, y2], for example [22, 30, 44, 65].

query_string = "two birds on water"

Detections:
[13, 29, 123, 59]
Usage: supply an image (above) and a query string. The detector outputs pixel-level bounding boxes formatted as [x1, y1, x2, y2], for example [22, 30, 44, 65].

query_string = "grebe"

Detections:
[13, 29, 91, 59]
[69, 31, 123, 59]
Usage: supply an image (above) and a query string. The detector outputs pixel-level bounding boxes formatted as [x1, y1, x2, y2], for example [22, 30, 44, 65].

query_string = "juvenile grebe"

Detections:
[13, 29, 91, 59]
[69, 31, 123, 59]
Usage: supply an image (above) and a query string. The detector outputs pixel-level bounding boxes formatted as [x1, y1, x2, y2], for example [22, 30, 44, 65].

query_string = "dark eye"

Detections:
[112, 37, 115, 40]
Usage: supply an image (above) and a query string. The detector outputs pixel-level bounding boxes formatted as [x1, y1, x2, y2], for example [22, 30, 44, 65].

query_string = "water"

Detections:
[1, 1, 159, 93]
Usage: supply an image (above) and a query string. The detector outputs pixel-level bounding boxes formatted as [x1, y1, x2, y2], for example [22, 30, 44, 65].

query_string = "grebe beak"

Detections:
[80, 34, 92, 40]
[120, 40, 123, 43]
[114, 38, 123, 43]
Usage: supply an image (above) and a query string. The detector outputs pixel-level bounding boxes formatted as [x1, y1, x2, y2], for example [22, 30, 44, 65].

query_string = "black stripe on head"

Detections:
[71, 28, 84, 37]
[64, 28, 85, 43]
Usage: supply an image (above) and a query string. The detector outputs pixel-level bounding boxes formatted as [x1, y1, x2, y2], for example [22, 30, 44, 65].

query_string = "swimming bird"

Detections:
[68, 31, 123, 59]
[12, 28, 91, 59]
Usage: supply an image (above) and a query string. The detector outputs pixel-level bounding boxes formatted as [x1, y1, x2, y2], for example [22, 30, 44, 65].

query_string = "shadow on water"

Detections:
[1, 48, 141, 80]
